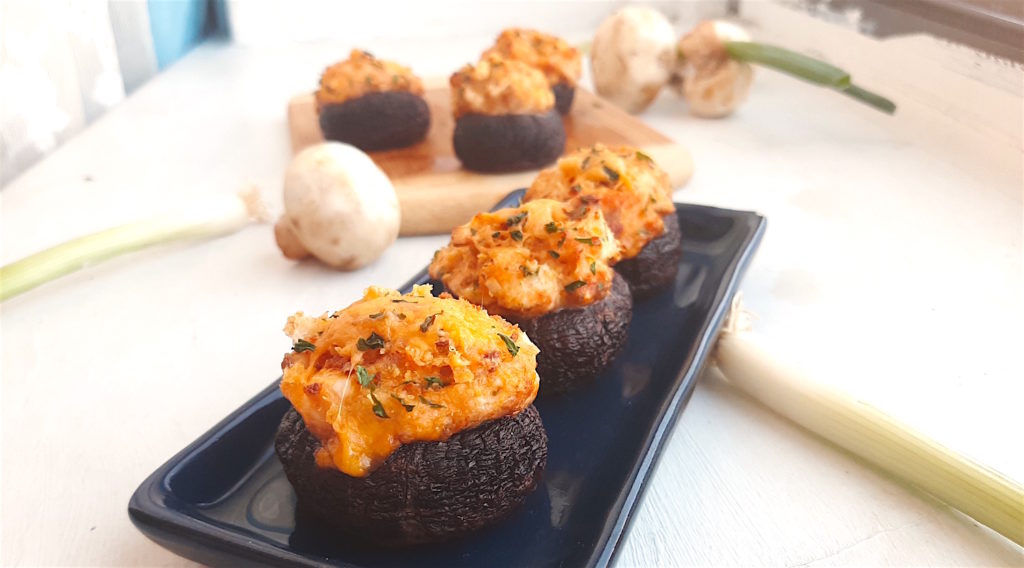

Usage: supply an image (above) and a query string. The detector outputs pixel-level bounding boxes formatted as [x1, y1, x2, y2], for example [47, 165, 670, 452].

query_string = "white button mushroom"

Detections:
[672, 20, 755, 118]
[274, 142, 400, 270]
[590, 6, 678, 114]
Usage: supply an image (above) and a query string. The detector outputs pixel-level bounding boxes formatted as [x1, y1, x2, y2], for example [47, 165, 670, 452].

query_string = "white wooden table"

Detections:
[2, 7, 1021, 566]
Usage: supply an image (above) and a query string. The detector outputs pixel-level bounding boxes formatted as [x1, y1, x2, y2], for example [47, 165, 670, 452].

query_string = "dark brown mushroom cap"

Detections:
[615, 212, 683, 300]
[275, 405, 547, 545]
[505, 272, 632, 396]
[453, 110, 565, 172]
[552, 82, 575, 115]
[318, 91, 430, 152]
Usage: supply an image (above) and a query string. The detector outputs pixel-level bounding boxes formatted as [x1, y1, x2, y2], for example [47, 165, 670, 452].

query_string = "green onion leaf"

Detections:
[424, 376, 444, 389]
[590, 261, 597, 275]
[724, 41, 895, 114]
[548, 250, 560, 259]
[368, 312, 385, 320]
[506, 212, 528, 227]
[545, 221, 560, 233]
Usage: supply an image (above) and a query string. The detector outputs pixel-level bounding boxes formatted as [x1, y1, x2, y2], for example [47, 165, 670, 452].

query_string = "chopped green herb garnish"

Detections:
[396, 312, 407, 320]
[590, 261, 597, 274]
[557, 235, 566, 247]
[602, 165, 620, 182]
[565, 280, 587, 292]
[548, 250, 560, 259]
[575, 236, 598, 245]
[544, 221, 559, 233]
[506, 211, 528, 227]
[391, 299, 416, 304]
[292, 339, 316, 353]
[390, 393, 415, 412]
[424, 376, 444, 389]
[418, 396, 444, 409]
[510, 230, 524, 241]
[356, 365, 374, 387]
[492, 231, 501, 238]
[420, 313, 439, 332]
[368, 312, 385, 320]
[357, 331, 386, 351]
[497, 332, 520, 356]
[636, 150, 653, 162]
[370, 392, 389, 418]
[470, 228, 477, 235]
[570, 184, 582, 193]
[519, 265, 536, 277]
[582, 156, 591, 169]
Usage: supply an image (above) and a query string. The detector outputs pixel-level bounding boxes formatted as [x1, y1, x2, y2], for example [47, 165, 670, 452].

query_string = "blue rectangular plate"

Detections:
[129, 190, 765, 567]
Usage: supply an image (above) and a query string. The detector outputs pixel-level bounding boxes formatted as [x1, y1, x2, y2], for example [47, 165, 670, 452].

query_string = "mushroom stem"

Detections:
[723, 41, 896, 114]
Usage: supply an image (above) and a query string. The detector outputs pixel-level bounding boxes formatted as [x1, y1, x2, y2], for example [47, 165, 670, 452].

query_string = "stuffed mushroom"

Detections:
[275, 285, 546, 545]
[484, 28, 582, 115]
[450, 54, 565, 172]
[316, 50, 431, 151]
[429, 199, 631, 395]
[525, 145, 682, 300]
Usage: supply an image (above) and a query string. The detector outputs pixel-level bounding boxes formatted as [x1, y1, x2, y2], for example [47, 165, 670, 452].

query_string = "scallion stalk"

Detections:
[713, 309, 1023, 546]
[0, 189, 268, 302]
[724, 41, 896, 114]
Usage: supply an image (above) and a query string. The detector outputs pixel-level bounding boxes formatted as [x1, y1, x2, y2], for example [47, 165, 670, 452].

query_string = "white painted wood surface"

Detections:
[1, 5, 1022, 566]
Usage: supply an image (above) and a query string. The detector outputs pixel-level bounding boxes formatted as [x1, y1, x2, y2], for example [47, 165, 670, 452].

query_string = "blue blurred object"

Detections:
[148, 0, 210, 69]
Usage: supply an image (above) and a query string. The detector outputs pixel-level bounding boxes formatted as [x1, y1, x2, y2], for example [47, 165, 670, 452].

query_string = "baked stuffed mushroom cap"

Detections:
[316, 50, 430, 151]
[429, 199, 632, 394]
[484, 28, 582, 115]
[450, 55, 565, 172]
[276, 285, 545, 544]
[526, 144, 683, 299]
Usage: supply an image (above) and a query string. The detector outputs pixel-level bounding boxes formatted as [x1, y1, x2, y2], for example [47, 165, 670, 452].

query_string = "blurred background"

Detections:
[2, 0, 1021, 186]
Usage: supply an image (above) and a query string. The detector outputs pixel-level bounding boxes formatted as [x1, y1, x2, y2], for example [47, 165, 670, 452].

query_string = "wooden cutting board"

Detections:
[287, 84, 694, 235]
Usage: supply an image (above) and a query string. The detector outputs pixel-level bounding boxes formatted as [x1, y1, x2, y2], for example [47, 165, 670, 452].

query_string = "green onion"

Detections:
[715, 307, 1022, 546]
[0, 190, 267, 302]
[724, 41, 895, 114]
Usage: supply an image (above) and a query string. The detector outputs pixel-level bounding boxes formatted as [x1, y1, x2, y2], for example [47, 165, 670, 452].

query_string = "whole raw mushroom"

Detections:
[590, 6, 677, 114]
[672, 20, 755, 118]
[274, 142, 400, 269]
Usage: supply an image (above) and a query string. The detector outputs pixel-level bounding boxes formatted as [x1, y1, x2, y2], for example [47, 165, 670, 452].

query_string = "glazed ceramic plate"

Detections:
[129, 190, 766, 568]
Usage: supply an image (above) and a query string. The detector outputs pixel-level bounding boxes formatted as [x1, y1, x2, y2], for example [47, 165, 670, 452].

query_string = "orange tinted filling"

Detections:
[484, 28, 582, 86]
[525, 145, 675, 259]
[280, 285, 539, 477]
[316, 49, 424, 108]
[429, 199, 621, 318]
[450, 54, 554, 118]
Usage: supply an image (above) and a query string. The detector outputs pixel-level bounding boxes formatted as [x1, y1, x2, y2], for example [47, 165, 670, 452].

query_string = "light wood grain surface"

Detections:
[287, 87, 694, 235]
[2, 6, 1022, 567]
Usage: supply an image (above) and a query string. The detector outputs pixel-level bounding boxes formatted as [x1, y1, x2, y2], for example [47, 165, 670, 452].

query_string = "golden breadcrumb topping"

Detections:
[315, 49, 424, 108]
[484, 28, 582, 86]
[525, 145, 675, 259]
[450, 54, 555, 118]
[280, 285, 539, 477]
[429, 199, 621, 318]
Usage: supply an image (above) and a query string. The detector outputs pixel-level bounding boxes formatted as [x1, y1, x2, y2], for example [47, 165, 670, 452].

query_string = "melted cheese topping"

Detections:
[316, 50, 425, 108]
[484, 28, 582, 86]
[428, 199, 621, 318]
[525, 145, 676, 259]
[280, 285, 539, 477]
[450, 54, 555, 118]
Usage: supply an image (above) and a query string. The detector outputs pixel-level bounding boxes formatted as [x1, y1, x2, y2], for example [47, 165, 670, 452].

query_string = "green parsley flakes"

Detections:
[497, 332, 520, 356]
[292, 339, 316, 353]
